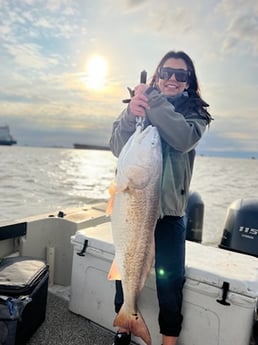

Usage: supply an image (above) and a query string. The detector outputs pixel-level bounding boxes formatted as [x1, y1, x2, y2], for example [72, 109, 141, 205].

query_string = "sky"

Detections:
[0, 0, 258, 156]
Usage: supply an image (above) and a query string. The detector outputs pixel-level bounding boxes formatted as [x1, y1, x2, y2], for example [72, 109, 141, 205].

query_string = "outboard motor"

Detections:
[253, 317, 258, 345]
[219, 198, 258, 257]
[185, 191, 204, 243]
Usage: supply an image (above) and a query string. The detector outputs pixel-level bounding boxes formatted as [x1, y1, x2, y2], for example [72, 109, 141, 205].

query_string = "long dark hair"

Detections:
[150, 51, 202, 99]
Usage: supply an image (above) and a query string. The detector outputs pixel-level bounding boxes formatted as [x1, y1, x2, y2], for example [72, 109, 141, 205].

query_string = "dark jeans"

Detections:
[114, 216, 186, 337]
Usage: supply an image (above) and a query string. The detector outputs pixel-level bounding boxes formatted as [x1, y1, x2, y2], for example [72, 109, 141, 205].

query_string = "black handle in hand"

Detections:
[122, 70, 148, 103]
[140, 70, 147, 84]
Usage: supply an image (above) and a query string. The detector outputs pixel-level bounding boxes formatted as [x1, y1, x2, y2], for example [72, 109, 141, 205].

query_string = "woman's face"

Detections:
[157, 58, 189, 96]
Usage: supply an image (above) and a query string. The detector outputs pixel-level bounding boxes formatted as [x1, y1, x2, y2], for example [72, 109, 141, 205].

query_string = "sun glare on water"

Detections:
[84, 55, 108, 90]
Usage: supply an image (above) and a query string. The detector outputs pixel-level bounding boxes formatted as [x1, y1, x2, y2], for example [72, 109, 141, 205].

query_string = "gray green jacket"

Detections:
[109, 87, 211, 217]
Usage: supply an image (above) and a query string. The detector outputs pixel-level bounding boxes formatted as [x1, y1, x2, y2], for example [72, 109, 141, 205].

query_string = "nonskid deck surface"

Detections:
[26, 292, 117, 345]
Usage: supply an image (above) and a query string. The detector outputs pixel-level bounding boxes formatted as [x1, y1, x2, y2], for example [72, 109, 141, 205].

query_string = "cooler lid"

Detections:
[72, 222, 258, 297]
[0, 257, 47, 295]
[186, 241, 258, 297]
[71, 221, 114, 255]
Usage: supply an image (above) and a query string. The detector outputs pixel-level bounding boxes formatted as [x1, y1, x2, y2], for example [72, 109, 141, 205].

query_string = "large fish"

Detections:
[107, 124, 162, 345]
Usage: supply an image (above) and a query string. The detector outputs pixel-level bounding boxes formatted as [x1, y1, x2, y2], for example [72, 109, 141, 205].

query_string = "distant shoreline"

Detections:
[73, 143, 110, 151]
[4, 144, 257, 159]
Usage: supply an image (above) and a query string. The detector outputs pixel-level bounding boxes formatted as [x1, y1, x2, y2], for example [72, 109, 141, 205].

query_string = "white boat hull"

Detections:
[1, 203, 257, 345]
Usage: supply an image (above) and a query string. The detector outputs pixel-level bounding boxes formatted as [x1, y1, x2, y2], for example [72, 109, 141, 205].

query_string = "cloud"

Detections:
[222, 14, 258, 54]
[0, 0, 257, 153]
[106, 0, 202, 36]
[4, 42, 59, 70]
[45, 0, 73, 12]
[200, 110, 258, 153]
[145, 5, 195, 35]
[106, 0, 148, 13]
[0, 1, 87, 42]
[0, 1, 88, 80]
[215, 0, 258, 54]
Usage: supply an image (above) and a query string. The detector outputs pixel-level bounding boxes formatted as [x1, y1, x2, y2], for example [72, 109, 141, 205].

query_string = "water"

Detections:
[1, 146, 258, 245]
[0, 145, 117, 222]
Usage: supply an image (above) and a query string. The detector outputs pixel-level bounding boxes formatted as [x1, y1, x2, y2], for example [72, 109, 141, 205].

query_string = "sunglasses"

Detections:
[158, 67, 190, 82]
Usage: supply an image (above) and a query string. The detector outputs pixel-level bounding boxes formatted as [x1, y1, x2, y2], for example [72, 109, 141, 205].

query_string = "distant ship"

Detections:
[0, 125, 17, 145]
[73, 143, 109, 151]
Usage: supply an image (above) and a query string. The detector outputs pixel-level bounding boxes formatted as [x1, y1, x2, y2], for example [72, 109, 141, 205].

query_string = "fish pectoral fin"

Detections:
[106, 179, 130, 216]
[107, 259, 121, 280]
[106, 180, 117, 216]
[105, 197, 114, 216]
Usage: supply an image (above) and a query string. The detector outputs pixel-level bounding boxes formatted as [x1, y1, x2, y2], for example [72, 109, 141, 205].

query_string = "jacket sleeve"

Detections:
[109, 107, 138, 157]
[145, 88, 208, 153]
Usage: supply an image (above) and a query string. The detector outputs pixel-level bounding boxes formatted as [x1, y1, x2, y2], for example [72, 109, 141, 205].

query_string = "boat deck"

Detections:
[27, 292, 117, 345]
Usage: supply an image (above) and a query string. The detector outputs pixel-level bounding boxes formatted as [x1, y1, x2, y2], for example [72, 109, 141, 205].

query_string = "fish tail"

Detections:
[130, 310, 152, 345]
[113, 306, 130, 330]
[114, 306, 151, 345]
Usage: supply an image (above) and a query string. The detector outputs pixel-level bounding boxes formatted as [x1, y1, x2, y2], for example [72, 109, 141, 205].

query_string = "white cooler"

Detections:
[69, 222, 258, 345]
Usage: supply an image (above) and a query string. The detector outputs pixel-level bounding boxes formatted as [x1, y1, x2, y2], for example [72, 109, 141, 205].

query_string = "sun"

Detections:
[84, 55, 108, 90]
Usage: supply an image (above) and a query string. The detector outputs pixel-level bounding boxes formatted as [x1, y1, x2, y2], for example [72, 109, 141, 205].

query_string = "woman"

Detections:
[109, 51, 212, 345]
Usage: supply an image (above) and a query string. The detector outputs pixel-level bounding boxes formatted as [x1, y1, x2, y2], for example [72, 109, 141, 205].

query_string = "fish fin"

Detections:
[130, 310, 152, 345]
[114, 306, 151, 345]
[107, 259, 121, 280]
[105, 180, 116, 216]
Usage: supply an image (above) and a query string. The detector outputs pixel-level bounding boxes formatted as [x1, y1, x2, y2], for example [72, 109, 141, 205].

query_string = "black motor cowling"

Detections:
[185, 191, 204, 243]
[219, 198, 258, 257]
